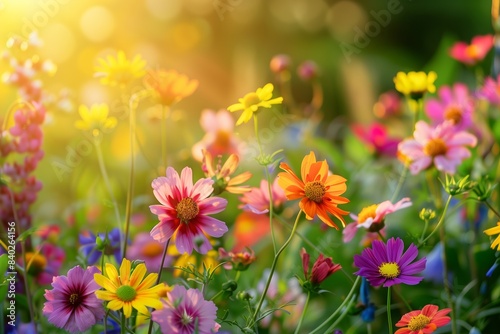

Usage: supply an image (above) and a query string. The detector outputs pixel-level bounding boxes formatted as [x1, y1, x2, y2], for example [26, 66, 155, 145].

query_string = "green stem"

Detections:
[387, 286, 393, 334]
[390, 164, 408, 203]
[122, 94, 138, 259]
[121, 312, 126, 334]
[94, 139, 123, 254]
[253, 114, 278, 254]
[294, 291, 311, 334]
[147, 237, 171, 334]
[377, 231, 386, 242]
[485, 200, 500, 219]
[418, 195, 452, 247]
[324, 293, 357, 333]
[440, 218, 458, 334]
[249, 210, 303, 327]
[309, 276, 361, 334]
[209, 290, 224, 301]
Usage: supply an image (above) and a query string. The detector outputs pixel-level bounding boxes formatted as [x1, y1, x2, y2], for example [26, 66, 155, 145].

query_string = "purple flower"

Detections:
[43, 265, 105, 333]
[152, 285, 220, 334]
[354, 237, 426, 287]
[79, 228, 122, 265]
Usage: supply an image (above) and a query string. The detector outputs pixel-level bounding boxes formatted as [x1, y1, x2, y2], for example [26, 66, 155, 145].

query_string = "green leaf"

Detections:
[0, 254, 8, 277]
[16, 226, 38, 242]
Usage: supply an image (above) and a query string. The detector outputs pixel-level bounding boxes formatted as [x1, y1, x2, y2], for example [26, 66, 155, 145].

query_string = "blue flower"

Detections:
[79, 228, 122, 265]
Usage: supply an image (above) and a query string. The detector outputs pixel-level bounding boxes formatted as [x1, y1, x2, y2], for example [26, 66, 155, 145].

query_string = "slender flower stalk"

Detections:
[249, 210, 303, 328]
[387, 286, 393, 334]
[419, 195, 452, 247]
[294, 291, 311, 334]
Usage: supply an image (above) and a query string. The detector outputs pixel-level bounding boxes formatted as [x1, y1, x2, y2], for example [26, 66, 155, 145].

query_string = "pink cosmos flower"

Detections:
[425, 83, 474, 130]
[343, 198, 412, 243]
[149, 166, 228, 254]
[152, 285, 220, 334]
[450, 35, 494, 65]
[127, 232, 171, 272]
[43, 266, 104, 333]
[192, 109, 242, 161]
[477, 75, 500, 107]
[398, 121, 477, 175]
[239, 178, 286, 214]
[352, 123, 400, 157]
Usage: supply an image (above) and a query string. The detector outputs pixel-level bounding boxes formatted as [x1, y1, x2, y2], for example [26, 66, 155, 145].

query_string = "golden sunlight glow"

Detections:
[80, 6, 115, 42]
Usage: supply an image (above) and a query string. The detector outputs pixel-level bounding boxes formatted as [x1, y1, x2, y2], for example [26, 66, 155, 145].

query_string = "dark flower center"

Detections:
[176, 197, 199, 223]
[304, 181, 326, 203]
[408, 314, 431, 331]
[444, 106, 463, 124]
[69, 293, 80, 306]
[423, 138, 447, 157]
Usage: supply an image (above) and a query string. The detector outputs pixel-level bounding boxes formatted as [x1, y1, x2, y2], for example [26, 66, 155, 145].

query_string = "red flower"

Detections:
[395, 304, 451, 334]
[301, 248, 341, 286]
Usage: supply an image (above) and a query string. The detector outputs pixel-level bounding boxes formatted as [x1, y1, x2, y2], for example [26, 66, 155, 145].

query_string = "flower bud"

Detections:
[297, 60, 318, 81]
[270, 54, 291, 74]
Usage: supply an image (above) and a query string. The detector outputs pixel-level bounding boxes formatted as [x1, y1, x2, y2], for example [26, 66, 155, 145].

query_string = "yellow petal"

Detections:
[129, 263, 147, 289]
[94, 273, 118, 293]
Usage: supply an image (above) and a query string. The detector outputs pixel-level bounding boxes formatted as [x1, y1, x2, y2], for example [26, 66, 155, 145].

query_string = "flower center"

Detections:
[423, 138, 447, 157]
[116, 285, 137, 302]
[242, 92, 261, 108]
[69, 293, 80, 306]
[444, 106, 463, 124]
[378, 262, 400, 279]
[357, 204, 378, 224]
[408, 314, 431, 331]
[142, 242, 164, 258]
[465, 45, 480, 59]
[304, 181, 326, 203]
[181, 309, 194, 325]
[176, 197, 199, 223]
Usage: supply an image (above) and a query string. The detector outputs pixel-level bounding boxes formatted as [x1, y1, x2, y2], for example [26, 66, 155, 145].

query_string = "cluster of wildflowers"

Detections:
[3, 10, 500, 334]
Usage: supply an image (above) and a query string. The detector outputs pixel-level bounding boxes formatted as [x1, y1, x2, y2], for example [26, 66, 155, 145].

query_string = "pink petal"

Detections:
[198, 197, 228, 215]
[150, 219, 178, 243]
[409, 156, 432, 175]
[342, 222, 358, 242]
[197, 216, 228, 237]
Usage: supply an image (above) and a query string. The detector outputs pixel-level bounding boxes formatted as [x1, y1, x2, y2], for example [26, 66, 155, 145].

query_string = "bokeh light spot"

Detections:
[39, 23, 75, 63]
[80, 6, 115, 42]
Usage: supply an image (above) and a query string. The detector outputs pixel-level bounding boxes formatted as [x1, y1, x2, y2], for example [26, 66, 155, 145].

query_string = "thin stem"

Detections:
[390, 164, 408, 203]
[309, 276, 361, 334]
[324, 293, 358, 333]
[94, 139, 123, 254]
[294, 291, 311, 334]
[440, 219, 458, 334]
[418, 195, 452, 247]
[147, 237, 171, 334]
[485, 200, 500, 219]
[253, 114, 277, 254]
[121, 312, 126, 334]
[387, 286, 393, 334]
[122, 94, 138, 259]
[249, 210, 303, 327]
[377, 231, 386, 242]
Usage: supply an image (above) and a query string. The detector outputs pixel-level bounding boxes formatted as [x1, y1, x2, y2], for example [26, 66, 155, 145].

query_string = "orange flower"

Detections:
[144, 69, 198, 106]
[395, 304, 451, 334]
[202, 149, 252, 195]
[277, 151, 349, 229]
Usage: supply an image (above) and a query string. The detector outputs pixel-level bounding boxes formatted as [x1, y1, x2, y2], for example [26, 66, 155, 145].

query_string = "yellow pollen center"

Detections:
[242, 92, 261, 108]
[142, 243, 164, 257]
[116, 285, 137, 302]
[69, 293, 80, 305]
[408, 314, 431, 331]
[176, 197, 199, 223]
[378, 262, 400, 279]
[465, 45, 480, 59]
[423, 138, 447, 157]
[304, 181, 326, 203]
[444, 106, 463, 124]
[357, 204, 378, 224]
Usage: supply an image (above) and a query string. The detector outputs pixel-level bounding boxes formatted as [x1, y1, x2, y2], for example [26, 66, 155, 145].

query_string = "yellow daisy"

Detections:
[95, 51, 147, 87]
[94, 258, 163, 318]
[227, 83, 283, 125]
[484, 222, 500, 251]
[393, 71, 437, 100]
[75, 104, 117, 137]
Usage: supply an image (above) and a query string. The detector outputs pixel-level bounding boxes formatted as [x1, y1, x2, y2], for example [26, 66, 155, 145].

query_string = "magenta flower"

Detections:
[354, 237, 426, 287]
[43, 265, 104, 333]
[352, 123, 400, 157]
[149, 166, 228, 254]
[478, 75, 500, 107]
[191, 109, 242, 161]
[425, 83, 474, 130]
[398, 120, 477, 175]
[450, 34, 493, 65]
[127, 232, 171, 272]
[373, 91, 402, 118]
[239, 178, 286, 214]
[343, 198, 412, 243]
[152, 285, 220, 334]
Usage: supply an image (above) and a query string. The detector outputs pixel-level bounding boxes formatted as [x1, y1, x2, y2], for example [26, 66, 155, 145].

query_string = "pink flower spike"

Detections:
[398, 121, 477, 175]
[149, 166, 228, 254]
[450, 34, 494, 65]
